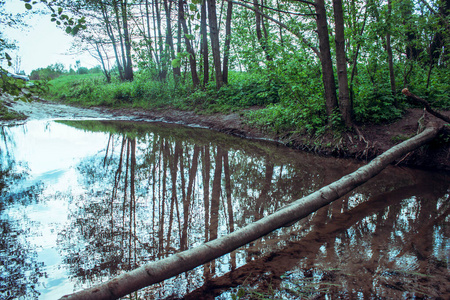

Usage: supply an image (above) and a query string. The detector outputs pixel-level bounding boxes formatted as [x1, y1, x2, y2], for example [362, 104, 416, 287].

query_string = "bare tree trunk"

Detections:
[402, 88, 450, 123]
[154, 0, 167, 80]
[332, 0, 352, 127]
[315, 0, 338, 121]
[207, 0, 223, 89]
[100, 1, 124, 80]
[386, 0, 396, 103]
[200, 1, 209, 87]
[119, 0, 133, 81]
[253, 0, 272, 62]
[222, 0, 233, 85]
[163, 0, 181, 82]
[179, 0, 200, 88]
[61, 125, 442, 300]
[95, 42, 111, 83]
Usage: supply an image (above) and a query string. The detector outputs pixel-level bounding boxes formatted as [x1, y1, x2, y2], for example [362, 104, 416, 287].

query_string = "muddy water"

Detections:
[0, 120, 448, 299]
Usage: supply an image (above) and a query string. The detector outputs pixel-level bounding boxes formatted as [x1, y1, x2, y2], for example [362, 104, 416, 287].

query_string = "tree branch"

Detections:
[233, 0, 316, 16]
[228, 0, 320, 57]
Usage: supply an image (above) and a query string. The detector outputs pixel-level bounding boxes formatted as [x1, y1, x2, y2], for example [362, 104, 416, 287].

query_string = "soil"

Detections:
[1, 94, 449, 170]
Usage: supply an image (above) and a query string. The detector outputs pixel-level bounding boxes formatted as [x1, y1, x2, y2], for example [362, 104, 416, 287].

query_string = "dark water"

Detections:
[0, 120, 448, 299]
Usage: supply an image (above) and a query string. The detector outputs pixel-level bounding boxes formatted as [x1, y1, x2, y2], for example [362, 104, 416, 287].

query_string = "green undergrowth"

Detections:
[0, 102, 26, 121]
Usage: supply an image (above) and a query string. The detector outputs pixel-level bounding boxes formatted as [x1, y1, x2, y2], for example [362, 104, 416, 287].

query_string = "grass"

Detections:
[0, 102, 27, 121]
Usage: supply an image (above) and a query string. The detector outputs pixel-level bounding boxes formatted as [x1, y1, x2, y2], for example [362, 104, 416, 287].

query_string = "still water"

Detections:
[0, 120, 449, 299]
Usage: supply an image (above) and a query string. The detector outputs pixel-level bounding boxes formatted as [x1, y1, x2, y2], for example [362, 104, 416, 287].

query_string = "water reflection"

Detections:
[0, 120, 448, 299]
[0, 126, 45, 299]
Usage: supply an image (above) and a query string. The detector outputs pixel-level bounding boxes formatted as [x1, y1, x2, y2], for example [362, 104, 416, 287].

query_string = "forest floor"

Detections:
[1, 94, 449, 170]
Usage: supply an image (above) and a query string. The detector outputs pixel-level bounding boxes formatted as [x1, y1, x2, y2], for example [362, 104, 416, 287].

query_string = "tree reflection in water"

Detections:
[1, 120, 449, 299]
[0, 126, 45, 299]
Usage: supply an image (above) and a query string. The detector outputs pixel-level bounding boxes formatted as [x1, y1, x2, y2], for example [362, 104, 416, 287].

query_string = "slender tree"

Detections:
[178, 0, 200, 87]
[315, 0, 339, 120]
[332, 0, 352, 127]
[207, 0, 223, 88]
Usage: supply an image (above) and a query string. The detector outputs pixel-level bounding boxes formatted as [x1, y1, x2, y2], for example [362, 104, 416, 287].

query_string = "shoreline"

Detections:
[2, 95, 449, 170]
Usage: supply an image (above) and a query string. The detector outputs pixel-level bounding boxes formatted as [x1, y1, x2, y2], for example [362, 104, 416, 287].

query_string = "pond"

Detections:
[0, 120, 449, 299]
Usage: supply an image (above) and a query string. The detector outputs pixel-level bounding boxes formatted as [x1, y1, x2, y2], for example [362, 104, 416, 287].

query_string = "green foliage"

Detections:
[353, 85, 403, 124]
[0, 102, 27, 121]
[77, 67, 89, 75]
[216, 73, 282, 107]
[46, 73, 111, 106]
[30, 63, 66, 80]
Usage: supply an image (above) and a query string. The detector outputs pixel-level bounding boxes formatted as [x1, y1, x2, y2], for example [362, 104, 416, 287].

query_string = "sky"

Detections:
[2, 0, 98, 75]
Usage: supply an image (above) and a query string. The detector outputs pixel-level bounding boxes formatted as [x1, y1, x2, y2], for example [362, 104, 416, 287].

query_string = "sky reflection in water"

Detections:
[0, 120, 449, 299]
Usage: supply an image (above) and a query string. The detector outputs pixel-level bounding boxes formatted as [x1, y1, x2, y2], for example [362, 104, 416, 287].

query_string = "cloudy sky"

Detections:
[2, 0, 97, 75]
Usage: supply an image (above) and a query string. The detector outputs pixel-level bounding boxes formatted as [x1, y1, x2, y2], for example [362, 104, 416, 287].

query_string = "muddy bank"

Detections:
[2, 95, 449, 170]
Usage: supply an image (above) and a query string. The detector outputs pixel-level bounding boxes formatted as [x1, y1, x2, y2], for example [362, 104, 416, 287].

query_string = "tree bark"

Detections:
[253, 0, 272, 62]
[61, 125, 441, 300]
[207, 0, 224, 89]
[332, 0, 352, 127]
[200, 1, 209, 87]
[163, 0, 181, 82]
[120, 0, 133, 81]
[178, 0, 200, 88]
[315, 0, 338, 121]
[222, 0, 233, 85]
[386, 0, 396, 100]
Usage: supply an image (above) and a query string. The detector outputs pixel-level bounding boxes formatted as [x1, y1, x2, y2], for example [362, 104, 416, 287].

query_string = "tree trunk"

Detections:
[200, 1, 209, 87]
[222, 0, 233, 85]
[315, 0, 338, 121]
[386, 0, 396, 102]
[253, 0, 272, 62]
[207, 0, 223, 89]
[120, 0, 133, 81]
[61, 124, 442, 300]
[402, 88, 450, 123]
[95, 42, 111, 83]
[163, 0, 181, 82]
[178, 0, 200, 88]
[99, 1, 124, 81]
[154, 0, 167, 80]
[332, 0, 352, 127]
[112, 0, 127, 81]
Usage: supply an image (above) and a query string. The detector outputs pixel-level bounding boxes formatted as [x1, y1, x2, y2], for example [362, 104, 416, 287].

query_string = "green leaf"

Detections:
[171, 58, 182, 68]
[58, 7, 63, 15]
[65, 26, 72, 34]
[5, 53, 11, 60]
[189, 3, 196, 11]
[72, 26, 79, 35]
[25, 3, 32, 9]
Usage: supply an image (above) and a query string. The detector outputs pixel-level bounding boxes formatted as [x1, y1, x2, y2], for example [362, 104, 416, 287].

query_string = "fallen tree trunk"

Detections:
[402, 88, 450, 123]
[61, 125, 441, 300]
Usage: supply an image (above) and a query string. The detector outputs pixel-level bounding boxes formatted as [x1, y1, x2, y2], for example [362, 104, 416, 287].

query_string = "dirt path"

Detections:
[2, 94, 449, 170]
[0, 95, 118, 122]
